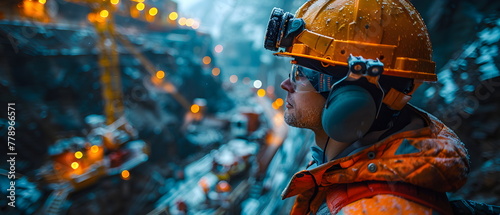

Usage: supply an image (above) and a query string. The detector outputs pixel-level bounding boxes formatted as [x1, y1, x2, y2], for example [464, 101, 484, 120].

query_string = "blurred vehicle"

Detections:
[211, 139, 258, 181]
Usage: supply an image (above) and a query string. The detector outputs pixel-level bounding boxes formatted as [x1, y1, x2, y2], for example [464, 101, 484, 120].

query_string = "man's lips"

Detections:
[285, 98, 293, 108]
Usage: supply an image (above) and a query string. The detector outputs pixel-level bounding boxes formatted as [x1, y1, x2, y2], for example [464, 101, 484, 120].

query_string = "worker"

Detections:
[264, 0, 470, 214]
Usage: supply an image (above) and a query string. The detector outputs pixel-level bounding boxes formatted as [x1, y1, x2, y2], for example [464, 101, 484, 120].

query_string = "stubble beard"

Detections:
[284, 108, 323, 131]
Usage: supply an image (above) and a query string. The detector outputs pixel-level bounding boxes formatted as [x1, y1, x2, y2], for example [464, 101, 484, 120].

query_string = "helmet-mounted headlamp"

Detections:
[264, 7, 305, 52]
[263, 7, 386, 81]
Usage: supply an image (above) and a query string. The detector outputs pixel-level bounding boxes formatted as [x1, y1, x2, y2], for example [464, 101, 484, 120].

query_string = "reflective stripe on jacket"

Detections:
[282, 106, 470, 214]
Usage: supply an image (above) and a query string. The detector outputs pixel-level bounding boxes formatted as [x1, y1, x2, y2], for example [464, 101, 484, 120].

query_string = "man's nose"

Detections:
[281, 78, 294, 92]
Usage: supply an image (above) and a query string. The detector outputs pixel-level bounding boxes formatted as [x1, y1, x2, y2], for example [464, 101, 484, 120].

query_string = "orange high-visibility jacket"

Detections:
[282, 106, 470, 214]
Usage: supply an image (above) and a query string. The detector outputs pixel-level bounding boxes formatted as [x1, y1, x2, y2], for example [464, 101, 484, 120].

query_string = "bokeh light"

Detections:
[202, 56, 211, 65]
[186, 18, 194, 27]
[178, 17, 187, 25]
[91, 145, 99, 153]
[272, 102, 279, 110]
[100, 10, 109, 18]
[169, 12, 178, 20]
[253, 80, 262, 88]
[121, 170, 130, 180]
[229, 75, 238, 83]
[215, 44, 223, 53]
[267, 86, 275, 95]
[74, 151, 83, 159]
[257, 89, 266, 97]
[275, 98, 284, 107]
[191, 104, 200, 113]
[156, 70, 165, 79]
[149, 7, 158, 16]
[243, 77, 251, 85]
[136, 3, 145, 11]
[212, 68, 220, 76]
[192, 21, 200, 29]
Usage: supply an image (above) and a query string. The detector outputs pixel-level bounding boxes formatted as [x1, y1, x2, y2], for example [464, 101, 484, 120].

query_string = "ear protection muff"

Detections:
[321, 55, 384, 143]
[322, 85, 377, 143]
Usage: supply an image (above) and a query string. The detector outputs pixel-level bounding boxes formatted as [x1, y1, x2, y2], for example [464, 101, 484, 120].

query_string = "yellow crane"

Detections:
[84, 0, 123, 126]
[75, 0, 191, 128]
[68, 0, 192, 149]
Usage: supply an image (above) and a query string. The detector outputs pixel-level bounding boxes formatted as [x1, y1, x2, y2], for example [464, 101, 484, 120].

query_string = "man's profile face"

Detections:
[280, 75, 326, 131]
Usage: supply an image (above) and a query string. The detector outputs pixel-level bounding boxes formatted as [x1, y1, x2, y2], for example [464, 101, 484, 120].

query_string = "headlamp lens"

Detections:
[264, 7, 305, 51]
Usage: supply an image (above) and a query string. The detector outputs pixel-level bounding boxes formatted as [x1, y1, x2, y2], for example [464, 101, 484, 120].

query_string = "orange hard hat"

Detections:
[265, 0, 436, 82]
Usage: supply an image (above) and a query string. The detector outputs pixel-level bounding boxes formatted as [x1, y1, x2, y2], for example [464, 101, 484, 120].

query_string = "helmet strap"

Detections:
[382, 88, 412, 110]
[382, 80, 422, 110]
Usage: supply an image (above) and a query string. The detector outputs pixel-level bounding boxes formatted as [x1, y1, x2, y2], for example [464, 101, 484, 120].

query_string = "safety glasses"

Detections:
[289, 64, 335, 93]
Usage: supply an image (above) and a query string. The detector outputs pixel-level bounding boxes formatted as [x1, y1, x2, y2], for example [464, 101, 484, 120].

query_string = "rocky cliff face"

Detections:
[399, 0, 500, 205]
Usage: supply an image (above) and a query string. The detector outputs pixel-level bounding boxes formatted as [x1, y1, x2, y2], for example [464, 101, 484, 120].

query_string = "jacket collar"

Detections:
[282, 105, 435, 199]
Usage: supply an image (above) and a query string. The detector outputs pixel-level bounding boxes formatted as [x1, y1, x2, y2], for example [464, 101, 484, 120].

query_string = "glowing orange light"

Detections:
[38, 0, 46, 4]
[74, 151, 83, 159]
[91, 145, 99, 153]
[110, 0, 119, 5]
[87, 13, 95, 22]
[163, 82, 176, 93]
[130, 7, 140, 18]
[191, 104, 200, 113]
[71, 162, 79, 169]
[217, 180, 231, 192]
[272, 102, 279, 110]
[168, 12, 178, 20]
[202, 56, 211, 65]
[178, 17, 187, 26]
[214, 45, 223, 53]
[199, 177, 209, 193]
[229, 75, 238, 83]
[212, 68, 220, 76]
[100, 10, 109, 18]
[257, 89, 266, 97]
[156, 70, 165, 79]
[275, 98, 284, 107]
[149, 7, 158, 16]
[136, 3, 145, 11]
[121, 170, 130, 180]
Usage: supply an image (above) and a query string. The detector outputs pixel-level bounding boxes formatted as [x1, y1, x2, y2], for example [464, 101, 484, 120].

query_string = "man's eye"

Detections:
[295, 71, 302, 79]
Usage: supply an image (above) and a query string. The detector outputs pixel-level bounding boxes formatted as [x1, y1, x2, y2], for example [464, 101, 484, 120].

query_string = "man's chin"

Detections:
[284, 112, 300, 128]
[284, 111, 322, 130]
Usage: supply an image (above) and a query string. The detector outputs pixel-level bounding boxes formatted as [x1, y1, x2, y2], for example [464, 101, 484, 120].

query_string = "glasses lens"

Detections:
[290, 65, 317, 92]
[290, 64, 335, 93]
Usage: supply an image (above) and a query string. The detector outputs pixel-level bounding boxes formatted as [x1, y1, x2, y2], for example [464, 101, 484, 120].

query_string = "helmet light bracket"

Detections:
[325, 54, 386, 118]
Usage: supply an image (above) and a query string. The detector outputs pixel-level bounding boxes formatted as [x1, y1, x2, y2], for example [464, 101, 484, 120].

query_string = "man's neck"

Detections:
[313, 129, 350, 162]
